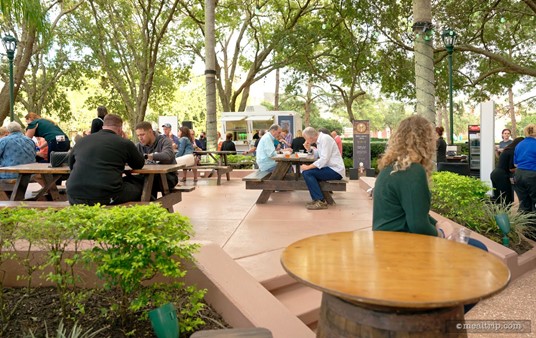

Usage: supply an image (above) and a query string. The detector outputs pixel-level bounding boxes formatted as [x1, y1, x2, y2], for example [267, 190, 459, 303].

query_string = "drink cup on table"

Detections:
[448, 228, 471, 244]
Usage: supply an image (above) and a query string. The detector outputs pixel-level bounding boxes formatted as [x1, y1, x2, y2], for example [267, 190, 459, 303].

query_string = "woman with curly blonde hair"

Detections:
[373, 115, 449, 236]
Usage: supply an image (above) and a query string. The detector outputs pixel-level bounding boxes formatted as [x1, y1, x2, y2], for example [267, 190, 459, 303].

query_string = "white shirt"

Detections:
[312, 132, 346, 177]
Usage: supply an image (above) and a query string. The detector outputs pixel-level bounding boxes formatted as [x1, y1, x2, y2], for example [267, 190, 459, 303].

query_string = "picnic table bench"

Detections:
[243, 155, 348, 204]
[189, 165, 233, 185]
[193, 150, 236, 185]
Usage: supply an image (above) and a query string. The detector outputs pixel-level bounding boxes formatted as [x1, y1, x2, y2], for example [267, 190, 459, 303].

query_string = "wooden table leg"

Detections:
[255, 162, 292, 204]
[10, 174, 32, 201]
[141, 174, 155, 201]
[34, 174, 63, 201]
[317, 293, 467, 338]
[223, 155, 231, 181]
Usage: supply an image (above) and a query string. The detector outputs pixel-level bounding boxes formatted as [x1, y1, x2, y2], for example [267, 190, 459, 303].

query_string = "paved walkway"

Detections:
[174, 175, 535, 337]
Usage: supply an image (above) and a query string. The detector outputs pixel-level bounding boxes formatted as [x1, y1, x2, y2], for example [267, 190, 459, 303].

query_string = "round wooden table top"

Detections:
[281, 231, 510, 309]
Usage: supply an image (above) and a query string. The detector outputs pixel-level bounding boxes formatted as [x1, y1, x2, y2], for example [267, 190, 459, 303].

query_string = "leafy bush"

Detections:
[226, 154, 255, 169]
[430, 171, 490, 228]
[1, 204, 205, 335]
[371, 142, 387, 159]
[430, 171, 535, 253]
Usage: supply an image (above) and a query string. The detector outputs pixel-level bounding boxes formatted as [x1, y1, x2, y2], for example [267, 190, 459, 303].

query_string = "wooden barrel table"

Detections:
[281, 231, 510, 338]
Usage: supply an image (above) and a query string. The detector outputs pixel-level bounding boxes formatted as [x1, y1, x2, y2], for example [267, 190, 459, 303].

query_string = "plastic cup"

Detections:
[448, 228, 471, 244]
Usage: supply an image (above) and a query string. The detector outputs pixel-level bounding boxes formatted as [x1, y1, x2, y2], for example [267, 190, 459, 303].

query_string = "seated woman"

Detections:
[176, 126, 197, 182]
[221, 132, 236, 151]
[373, 115, 450, 236]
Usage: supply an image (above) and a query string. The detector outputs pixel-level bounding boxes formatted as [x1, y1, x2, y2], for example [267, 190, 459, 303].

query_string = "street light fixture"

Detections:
[441, 28, 457, 145]
[2, 35, 17, 122]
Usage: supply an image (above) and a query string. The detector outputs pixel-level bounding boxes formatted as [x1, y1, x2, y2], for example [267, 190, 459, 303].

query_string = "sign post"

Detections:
[352, 120, 371, 176]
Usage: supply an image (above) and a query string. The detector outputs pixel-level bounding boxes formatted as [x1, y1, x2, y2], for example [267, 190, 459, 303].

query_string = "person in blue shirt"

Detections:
[0, 122, 36, 179]
[514, 124, 536, 213]
[256, 124, 281, 172]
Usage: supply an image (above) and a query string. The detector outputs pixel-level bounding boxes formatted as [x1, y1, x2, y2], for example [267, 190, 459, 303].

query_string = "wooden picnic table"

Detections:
[243, 154, 347, 204]
[281, 231, 510, 337]
[0, 163, 187, 211]
[193, 150, 236, 184]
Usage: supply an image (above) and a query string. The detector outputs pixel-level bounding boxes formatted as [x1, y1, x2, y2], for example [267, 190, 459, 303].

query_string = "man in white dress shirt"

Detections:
[300, 127, 346, 210]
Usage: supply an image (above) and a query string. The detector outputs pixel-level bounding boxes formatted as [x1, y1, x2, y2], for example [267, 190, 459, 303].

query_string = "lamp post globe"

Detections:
[2, 35, 17, 122]
[441, 28, 456, 145]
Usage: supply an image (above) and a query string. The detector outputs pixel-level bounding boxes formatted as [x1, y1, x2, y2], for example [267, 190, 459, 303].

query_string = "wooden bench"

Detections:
[0, 189, 197, 210]
[189, 165, 233, 185]
[243, 171, 348, 204]
[242, 171, 271, 182]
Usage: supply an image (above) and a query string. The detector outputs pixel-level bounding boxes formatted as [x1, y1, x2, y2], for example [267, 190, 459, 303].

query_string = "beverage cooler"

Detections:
[468, 125, 480, 176]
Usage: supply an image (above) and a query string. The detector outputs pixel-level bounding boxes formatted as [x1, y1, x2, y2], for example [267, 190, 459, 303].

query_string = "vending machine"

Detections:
[468, 125, 480, 177]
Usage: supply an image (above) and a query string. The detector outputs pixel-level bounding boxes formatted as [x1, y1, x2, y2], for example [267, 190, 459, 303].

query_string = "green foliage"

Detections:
[25, 320, 107, 338]
[1, 204, 205, 334]
[79, 204, 199, 325]
[343, 157, 353, 169]
[371, 142, 387, 160]
[342, 141, 353, 159]
[430, 172, 490, 229]
[226, 154, 255, 169]
[309, 116, 343, 133]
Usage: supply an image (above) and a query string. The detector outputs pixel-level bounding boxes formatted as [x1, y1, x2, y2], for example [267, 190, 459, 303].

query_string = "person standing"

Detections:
[67, 114, 145, 205]
[436, 126, 447, 164]
[331, 130, 343, 155]
[491, 137, 524, 206]
[514, 124, 536, 213]
[90, 106, 108, 134]
[25, 112, 70, 161]
[256, 124, 281, 172]
[373, 115, 450, 236]
[300, 127, 345, 210]
[0, 122, 36, 179]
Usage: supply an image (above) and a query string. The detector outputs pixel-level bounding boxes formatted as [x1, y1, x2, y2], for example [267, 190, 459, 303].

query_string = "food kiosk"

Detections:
[220, 107, 302, 152]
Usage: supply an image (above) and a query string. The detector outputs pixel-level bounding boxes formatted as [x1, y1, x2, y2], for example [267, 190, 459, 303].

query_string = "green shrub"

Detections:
[371, 142, 387, 159]
[2, 204, 205, 335]
[430, 171, 490, 228]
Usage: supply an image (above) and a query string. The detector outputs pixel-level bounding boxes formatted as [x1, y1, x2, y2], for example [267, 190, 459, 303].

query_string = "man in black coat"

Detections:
[67, 114, 145, 205]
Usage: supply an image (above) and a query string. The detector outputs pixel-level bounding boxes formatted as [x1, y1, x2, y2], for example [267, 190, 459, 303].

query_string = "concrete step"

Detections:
[236, 249, 296, 291]
[271, 283, 322, 326]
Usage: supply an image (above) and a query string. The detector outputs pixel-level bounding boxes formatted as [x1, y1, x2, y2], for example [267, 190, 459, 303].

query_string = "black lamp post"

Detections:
[441, 28, 457, 145]
[2, 35, 17, 122]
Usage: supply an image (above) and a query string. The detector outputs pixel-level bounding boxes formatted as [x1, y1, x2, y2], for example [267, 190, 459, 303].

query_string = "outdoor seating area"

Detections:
[242, 154, 348, 204]
[1, 170, 536, 337]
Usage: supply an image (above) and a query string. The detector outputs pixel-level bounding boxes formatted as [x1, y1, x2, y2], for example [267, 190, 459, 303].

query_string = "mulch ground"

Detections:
[2, 287, 230, 337]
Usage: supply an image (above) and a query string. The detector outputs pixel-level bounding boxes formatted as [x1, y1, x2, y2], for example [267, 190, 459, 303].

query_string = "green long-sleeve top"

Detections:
[372, 163, 438, 236]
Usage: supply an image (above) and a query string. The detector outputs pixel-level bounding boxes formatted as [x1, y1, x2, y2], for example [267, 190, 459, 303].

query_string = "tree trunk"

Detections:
[0, 25, 37, 124]
[412, 0, 436, 123]
[304, 79, 312, 127]
[205, 0, 218, 151]
[274, 68, 280, 110]
[508, 87, 516, 138]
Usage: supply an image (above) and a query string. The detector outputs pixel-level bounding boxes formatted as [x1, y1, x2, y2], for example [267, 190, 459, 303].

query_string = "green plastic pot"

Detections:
[149, 302, 179, 338]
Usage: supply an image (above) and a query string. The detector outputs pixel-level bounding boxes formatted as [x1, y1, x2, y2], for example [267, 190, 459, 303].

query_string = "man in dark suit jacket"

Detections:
[67, 114, 145, 205]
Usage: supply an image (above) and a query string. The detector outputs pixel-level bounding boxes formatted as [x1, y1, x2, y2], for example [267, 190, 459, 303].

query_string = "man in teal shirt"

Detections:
[255, 124, 281, 172]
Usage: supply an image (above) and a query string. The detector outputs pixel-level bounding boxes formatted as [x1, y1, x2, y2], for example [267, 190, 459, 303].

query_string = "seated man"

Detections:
[135, 121, 179, 194]
[255, 124, 281, 172]
[300, 127, 345, 210]
[66, 114, 145, 205]
[0, 122, 36, 180]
